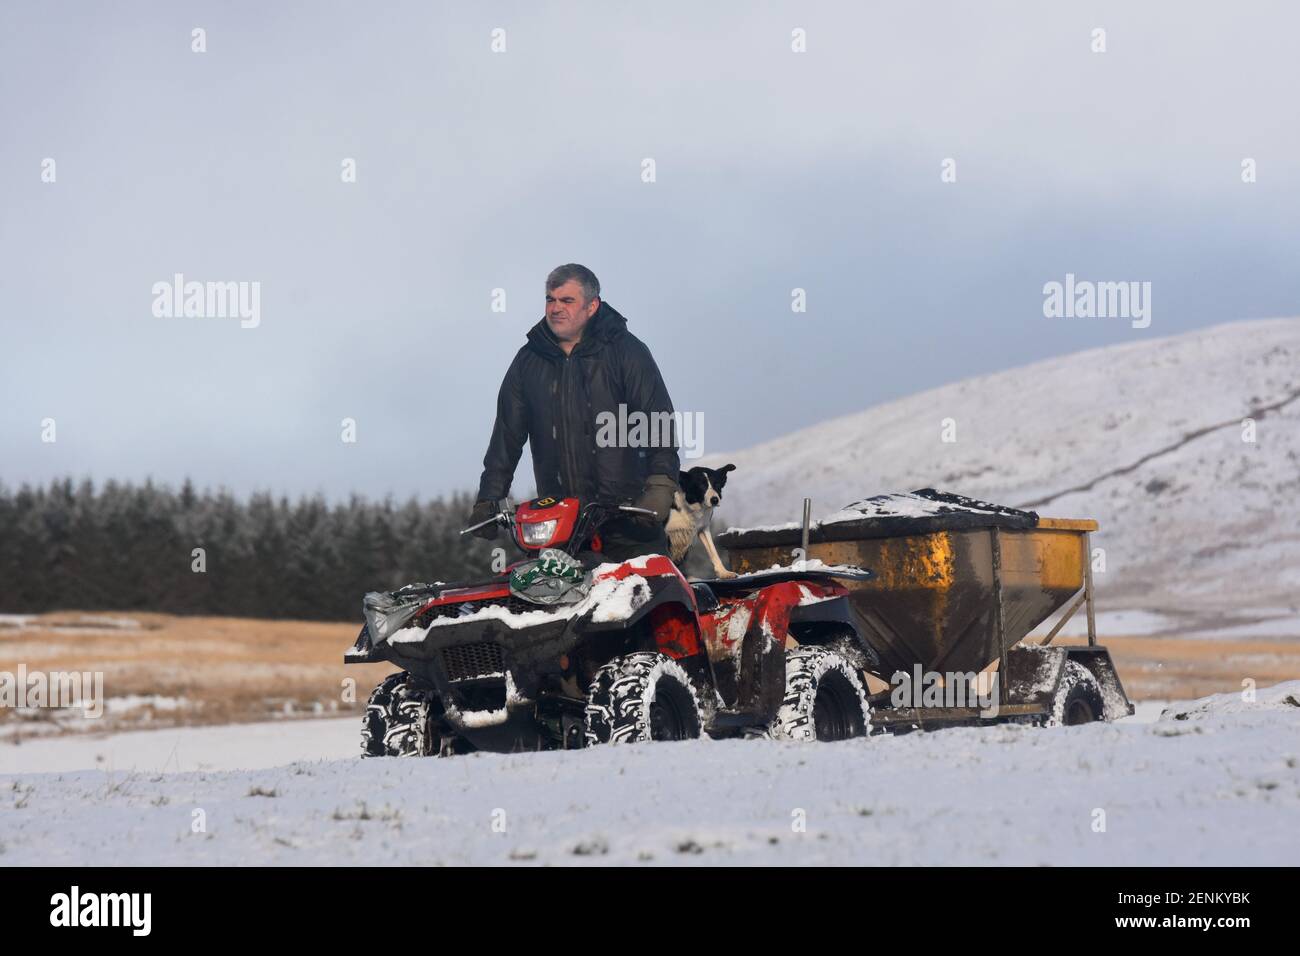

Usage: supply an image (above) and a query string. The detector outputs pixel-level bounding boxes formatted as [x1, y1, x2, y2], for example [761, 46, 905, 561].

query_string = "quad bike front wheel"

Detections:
[361, 671, 442, 757]
[770, 647, 871, 742]
[584, 651, 704, 745]
[1045, 660, 1106, 727]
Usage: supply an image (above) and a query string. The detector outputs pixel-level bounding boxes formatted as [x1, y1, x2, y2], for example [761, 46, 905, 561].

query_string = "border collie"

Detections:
[667, 464, 737, 579]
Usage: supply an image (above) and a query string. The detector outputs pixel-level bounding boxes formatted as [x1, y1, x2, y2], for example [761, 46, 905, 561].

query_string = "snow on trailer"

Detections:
[716, 489, 1134, 731]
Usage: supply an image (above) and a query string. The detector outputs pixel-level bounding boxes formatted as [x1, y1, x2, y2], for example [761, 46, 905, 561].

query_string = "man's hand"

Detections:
[467, 500, 500, 540]
[632, 475, 677, 525]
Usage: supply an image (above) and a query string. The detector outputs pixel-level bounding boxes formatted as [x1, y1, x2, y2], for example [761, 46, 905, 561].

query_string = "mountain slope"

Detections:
[709, 318, 1300, 625]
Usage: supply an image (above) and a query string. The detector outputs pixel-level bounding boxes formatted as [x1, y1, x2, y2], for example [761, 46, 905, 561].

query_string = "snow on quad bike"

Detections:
[345, 496, 876, 756]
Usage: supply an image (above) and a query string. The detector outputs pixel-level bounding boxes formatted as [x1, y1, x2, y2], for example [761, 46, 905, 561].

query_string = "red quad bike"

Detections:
[346, 496, 876, 756]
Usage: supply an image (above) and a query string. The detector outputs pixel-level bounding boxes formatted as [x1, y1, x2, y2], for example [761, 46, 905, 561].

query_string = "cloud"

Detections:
[2, 0, 1296, 501]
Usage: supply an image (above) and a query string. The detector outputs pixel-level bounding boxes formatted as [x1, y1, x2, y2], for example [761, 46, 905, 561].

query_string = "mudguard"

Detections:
[1004, 643, 1134, 720]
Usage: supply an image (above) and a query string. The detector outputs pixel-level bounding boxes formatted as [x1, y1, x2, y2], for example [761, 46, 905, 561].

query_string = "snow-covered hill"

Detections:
[709, 319, 1300, 630]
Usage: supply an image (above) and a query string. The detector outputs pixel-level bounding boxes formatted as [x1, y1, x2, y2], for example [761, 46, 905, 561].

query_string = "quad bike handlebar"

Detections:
[460, 509, 511, 537]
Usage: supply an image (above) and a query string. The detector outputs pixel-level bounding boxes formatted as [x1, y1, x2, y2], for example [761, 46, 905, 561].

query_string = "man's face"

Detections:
[545, 280, 599, 344]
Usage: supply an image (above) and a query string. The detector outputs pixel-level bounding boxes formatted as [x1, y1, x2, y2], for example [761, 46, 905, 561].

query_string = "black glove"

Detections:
[467, 500, 500, 540]
[632, 475, 677, 526]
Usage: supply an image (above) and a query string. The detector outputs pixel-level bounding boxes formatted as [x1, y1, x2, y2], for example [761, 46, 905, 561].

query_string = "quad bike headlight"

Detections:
[521, 519, 558, 546]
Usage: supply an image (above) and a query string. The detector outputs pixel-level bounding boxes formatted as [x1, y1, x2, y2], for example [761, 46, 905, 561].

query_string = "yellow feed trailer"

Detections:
[724, 517, 1097, 679]
[715, 490, 1135, 726]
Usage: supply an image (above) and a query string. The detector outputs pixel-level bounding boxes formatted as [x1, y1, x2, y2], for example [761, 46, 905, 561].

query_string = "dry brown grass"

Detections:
[1069, 634, 1300, 702]
[0, 611, 393, 737]
[2, 611, 1296, 739]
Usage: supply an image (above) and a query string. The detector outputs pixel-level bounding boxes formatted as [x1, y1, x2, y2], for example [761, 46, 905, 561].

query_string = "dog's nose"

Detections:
[710, 496, 720, 506]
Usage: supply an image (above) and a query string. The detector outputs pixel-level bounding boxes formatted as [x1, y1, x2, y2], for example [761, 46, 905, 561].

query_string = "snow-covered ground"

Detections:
[707, 318, 1300, 628]
[2, 683, 1296, 866]
[0, 717, 359, 775]
[0, 699, 1181, 777]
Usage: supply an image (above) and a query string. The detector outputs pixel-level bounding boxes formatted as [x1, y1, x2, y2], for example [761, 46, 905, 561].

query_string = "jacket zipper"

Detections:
[560, 354, 582, 497]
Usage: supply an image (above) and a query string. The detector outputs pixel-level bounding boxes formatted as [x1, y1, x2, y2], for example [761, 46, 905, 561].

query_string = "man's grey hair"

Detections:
[546, 263, 601, 304]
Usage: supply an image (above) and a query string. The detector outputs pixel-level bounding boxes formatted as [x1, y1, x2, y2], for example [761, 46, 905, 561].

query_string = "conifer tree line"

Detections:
[0, 477, 500, 621]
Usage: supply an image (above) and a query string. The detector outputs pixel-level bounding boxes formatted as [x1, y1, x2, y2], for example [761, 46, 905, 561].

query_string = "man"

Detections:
[468, 264, 679, 562]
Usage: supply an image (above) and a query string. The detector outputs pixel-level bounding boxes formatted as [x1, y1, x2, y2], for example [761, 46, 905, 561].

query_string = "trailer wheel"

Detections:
[361, 671, 442, 756]
[770, 648, 871, 742]
[584, 651, 703, 745]
[1046, 660, 1105, 727]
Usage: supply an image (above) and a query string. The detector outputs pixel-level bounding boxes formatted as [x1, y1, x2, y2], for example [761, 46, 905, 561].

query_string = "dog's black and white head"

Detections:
[678, 464, 735, 511]
[668, 464, 739, 573]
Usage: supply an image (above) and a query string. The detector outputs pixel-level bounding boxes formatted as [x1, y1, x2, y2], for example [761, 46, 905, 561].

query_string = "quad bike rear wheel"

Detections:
[770, 647, 871, 742]
[584, 651, 703, 745]
[361, 671, 442, 757]
[1045, 660, 1105, 727]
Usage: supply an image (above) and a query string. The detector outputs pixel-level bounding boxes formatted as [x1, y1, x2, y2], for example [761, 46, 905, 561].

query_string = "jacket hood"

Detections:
[526, 301, 628, 357]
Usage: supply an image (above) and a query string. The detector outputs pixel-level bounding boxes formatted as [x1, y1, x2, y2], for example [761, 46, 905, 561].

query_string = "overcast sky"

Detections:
[3, 1, 1298, 504]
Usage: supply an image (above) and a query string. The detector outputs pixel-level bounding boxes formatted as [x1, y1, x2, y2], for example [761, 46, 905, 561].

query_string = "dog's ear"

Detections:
[713, 464, 736, 489]
[680, 467, 707, 505]
[678, 471, 690, 488]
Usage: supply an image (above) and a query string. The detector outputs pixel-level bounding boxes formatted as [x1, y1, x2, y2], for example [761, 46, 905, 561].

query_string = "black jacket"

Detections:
[476, 302, 680, 504]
